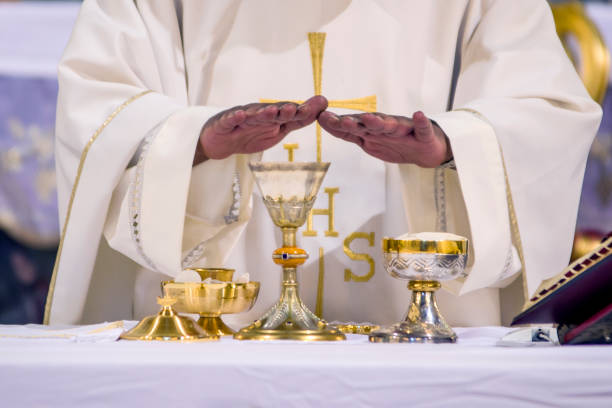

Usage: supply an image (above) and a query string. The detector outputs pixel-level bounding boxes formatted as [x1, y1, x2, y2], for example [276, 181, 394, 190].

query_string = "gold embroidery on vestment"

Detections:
[343, 232, 376, 282]
[315, 247, 325, 317]
[43, 90, 153, 325]
[283, 143, 299, 162]
[303, 187, 339, 237]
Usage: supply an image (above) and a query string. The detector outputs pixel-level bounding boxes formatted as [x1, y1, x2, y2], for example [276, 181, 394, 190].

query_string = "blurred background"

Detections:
[0, 0, 610, 324]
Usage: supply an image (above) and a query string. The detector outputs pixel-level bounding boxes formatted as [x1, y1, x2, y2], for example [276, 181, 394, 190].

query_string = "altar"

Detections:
[1, 326, 612, 407]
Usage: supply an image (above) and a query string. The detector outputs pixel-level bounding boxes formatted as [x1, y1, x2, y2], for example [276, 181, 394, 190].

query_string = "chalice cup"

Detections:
[369, 233, 468, 343]
[234, 162, 345, 341]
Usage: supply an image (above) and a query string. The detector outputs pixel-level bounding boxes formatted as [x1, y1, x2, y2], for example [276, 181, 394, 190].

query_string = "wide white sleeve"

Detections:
[401, 0, 602, 296]
[53, 0, 249, 319]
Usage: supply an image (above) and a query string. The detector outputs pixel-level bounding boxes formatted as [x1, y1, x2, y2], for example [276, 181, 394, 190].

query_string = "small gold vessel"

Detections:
[120, 297, 217, 341]
[162, 268, 260, 336]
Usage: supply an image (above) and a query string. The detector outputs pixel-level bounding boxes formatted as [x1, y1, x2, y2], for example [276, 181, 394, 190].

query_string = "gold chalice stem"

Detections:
[254, 227, 321, 330]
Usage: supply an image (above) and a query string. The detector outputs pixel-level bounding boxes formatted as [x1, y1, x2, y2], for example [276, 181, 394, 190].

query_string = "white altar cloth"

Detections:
[1, 326, 611, 407]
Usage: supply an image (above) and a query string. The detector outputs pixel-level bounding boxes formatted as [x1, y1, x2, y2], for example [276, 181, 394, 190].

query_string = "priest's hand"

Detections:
[195, 95, 328, 164]
[317, 110, 452, 168]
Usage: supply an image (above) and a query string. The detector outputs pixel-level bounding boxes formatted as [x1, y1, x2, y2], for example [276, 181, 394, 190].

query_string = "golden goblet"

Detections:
[233, 162, 345, 341]
[369, 233, 468, 343]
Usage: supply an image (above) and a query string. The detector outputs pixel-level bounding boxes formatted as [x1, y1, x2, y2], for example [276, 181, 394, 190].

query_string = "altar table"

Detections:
[1, 326, 611, 407]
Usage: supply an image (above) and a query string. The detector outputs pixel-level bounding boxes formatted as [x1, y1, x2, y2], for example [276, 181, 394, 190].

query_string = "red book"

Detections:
[511, 235, 612, 345]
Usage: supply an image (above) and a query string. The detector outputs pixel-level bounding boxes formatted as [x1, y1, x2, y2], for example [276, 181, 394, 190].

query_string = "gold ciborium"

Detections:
[234, 162, 345, 341]
[162, 268, 260, 336]
[369, 232, 468, 343]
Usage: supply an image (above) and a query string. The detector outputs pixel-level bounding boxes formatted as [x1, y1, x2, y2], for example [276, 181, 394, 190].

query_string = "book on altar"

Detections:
[511, 234, 612, 345]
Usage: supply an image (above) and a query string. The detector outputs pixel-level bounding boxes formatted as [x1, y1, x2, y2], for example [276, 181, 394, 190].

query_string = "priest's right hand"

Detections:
[194, 95, 328, 164]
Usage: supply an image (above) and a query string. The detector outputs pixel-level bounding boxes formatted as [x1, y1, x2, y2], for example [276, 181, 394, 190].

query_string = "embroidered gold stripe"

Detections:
[43, 90, 153, 324]
[501, 157, 529, 303]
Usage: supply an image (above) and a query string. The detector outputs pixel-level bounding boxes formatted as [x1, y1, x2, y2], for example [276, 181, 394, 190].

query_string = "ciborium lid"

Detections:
[119, 297, 218, 341]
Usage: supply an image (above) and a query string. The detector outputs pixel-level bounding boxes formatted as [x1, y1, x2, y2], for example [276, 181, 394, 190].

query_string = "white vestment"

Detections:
[45, 0, 601, 327]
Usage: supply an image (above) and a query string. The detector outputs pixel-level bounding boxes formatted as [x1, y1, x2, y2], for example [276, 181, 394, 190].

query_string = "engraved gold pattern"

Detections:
[43, 90, 153, 324]
[344, 232, 376, 282]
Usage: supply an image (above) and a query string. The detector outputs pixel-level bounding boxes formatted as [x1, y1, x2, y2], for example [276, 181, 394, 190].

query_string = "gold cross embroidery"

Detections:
[260, 32, 377, 162]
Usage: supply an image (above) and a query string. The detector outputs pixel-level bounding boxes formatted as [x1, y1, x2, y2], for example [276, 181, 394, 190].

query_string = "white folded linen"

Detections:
[0, 321, 135, 342]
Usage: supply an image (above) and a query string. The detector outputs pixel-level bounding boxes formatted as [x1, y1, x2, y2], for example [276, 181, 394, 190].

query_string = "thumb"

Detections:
[412, 111, 435, 143]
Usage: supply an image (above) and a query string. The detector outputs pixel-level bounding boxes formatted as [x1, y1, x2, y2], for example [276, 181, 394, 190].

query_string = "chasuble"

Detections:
[45, 0, 601, 327]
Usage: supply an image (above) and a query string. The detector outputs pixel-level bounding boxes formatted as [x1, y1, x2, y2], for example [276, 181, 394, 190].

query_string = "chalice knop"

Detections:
[369, 232, 468, 343]
[234, 162, 345, 341]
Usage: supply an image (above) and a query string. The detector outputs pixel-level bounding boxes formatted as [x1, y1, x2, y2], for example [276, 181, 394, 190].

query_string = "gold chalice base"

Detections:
[162, 280, 260, 336]
[234, 322, 345, 341]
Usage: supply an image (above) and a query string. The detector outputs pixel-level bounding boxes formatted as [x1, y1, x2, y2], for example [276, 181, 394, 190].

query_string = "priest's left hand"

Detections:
[317, 110, 452, 167]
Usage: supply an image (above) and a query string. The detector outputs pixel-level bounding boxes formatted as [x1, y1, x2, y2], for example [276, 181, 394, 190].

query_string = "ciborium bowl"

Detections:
[162, 279, 260, 336]
[369, 232, 468, 344]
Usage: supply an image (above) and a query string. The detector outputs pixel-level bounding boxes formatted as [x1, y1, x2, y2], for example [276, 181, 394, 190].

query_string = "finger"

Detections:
[317, 111, 342, 131]
[215, 109, 246, 133]
[413, 111, 435, 142]
[295, 95, 328, 121]
[381, 115, 399, 134]
[277, 103, 298, 122]
[326, 129, 364, 147]
[246, 105, 278, 125]
[340, 115, 367, 137]
[360, 113, 386, 133]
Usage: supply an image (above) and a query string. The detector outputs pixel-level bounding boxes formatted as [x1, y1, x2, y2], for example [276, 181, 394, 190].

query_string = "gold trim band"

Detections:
[382, 237, 468, 255]
[43, 90, 153, 324]
[408, 280, 441, 291]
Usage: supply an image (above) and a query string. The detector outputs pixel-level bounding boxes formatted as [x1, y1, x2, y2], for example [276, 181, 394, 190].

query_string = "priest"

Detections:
[45, 0, 601, 328]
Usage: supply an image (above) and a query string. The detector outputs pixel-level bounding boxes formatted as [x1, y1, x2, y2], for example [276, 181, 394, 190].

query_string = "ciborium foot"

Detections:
[197, 316, 236, 336]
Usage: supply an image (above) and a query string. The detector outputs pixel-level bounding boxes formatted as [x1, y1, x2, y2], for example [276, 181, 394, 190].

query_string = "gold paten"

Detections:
[234, 162, 345, 341]
[162, 280, 260, 336]
[382, 237, 468, 255]
[333, 323, 381, 335]
[119, 297, 218, 341]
